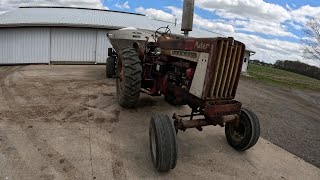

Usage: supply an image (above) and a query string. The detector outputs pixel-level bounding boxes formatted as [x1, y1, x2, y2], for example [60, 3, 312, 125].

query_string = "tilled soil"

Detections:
[0, 65, 319, 179]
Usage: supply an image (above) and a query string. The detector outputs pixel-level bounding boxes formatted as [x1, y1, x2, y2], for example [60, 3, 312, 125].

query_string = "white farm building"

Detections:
[0, 6, 254, 72]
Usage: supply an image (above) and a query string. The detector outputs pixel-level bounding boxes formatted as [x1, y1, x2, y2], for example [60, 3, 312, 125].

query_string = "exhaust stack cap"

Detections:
[181, 0, 195, 36]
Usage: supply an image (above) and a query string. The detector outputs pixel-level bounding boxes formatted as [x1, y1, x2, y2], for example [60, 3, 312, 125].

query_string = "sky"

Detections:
[1, 0, 320, 66]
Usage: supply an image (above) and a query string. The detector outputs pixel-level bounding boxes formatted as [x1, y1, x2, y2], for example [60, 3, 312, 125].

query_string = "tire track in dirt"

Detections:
[108, 109, 128, 180]
[1, 65, 128, 178]
[0, 66, 25, 109]
[1, 66, 92, 128]
[87, 79, 127, 180]
[0, 130, 34, 175]
[22, 128, 88, 179]
[0, 66, 93, 178]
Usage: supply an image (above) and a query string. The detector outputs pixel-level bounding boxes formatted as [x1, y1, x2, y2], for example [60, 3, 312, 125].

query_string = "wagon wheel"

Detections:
[149, 114, 177, 172]
[116, 47, 142, 108]
[225, 108, 260, 151]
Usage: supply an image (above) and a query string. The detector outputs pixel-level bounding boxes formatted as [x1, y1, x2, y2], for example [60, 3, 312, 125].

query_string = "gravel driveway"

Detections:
[237, 77, 320, 167]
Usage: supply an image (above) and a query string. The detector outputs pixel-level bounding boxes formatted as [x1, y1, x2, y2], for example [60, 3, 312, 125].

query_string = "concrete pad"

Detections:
[88, 95, 320, 179]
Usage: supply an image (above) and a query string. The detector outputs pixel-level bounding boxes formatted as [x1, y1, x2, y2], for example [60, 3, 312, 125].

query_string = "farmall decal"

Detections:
[171, 50, 199, 62]
[195, 41, 210, 50]
[172, 50, 197, 58]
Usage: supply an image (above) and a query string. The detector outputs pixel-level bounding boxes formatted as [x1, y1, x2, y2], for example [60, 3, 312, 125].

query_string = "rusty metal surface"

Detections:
[173, 113, 239, 131]
[159, 37, 245, 101]
[204, 100, 242, 118]
[203, 38, 245, 100]
[148, 36, 246, 132]
[159, 38, 219, 52]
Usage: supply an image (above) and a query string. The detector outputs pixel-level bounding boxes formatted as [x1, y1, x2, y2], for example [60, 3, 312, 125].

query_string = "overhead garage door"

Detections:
[0, 27, 112, 64]
[0, 28, 50, 64]
[51, 28, 97, 63]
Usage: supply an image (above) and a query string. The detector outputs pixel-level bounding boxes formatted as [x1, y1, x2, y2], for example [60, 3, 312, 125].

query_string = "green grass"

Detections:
[247, 64, 320, 91]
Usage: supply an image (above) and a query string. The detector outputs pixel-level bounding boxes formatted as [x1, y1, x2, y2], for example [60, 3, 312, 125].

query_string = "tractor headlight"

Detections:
[154, 47, 161, 56]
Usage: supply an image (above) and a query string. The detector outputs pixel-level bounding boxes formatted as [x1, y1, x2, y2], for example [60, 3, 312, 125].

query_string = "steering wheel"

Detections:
[154, 26, 171, 40]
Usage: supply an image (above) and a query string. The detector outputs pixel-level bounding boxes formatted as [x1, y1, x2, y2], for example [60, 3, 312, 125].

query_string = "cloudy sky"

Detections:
[1, 0, 320, 66]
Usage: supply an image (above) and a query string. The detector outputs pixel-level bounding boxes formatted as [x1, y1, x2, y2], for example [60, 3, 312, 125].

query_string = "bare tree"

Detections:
[302, 18, 320, 61]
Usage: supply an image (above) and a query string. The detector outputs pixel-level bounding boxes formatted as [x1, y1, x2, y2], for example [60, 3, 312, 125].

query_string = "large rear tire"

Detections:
[106, 56, 116, 78]
[225, 108, 260, 151]
[149, 114, 177, 172]
[116, 47, 142, 108]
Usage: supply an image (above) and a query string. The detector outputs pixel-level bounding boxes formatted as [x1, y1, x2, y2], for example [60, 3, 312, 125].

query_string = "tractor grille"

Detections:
[209, 40, 244, 99]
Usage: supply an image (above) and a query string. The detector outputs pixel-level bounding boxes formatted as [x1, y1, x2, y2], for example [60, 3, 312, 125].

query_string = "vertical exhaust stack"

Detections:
[181, 0, 195, 38]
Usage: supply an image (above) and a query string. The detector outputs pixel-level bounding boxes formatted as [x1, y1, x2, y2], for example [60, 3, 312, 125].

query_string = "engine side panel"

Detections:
[189, 52, 209, 98]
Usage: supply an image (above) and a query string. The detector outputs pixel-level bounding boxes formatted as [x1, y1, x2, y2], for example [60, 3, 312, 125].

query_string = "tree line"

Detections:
[249, 59, 320, 80]
[250, 59, 320, 80]
[274, 60, 320, 80]
[248, 18, 320, 80]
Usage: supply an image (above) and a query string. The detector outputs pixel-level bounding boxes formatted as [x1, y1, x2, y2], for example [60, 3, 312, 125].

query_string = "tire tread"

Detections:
[225, 108, 260, 151]
[116, 47, 142, 108]
[150, 114, 177, 172]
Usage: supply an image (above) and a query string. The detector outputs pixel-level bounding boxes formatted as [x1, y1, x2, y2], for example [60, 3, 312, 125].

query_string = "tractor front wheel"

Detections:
[149, 114, 177, 172]
[225, 108, 260, 151]
[116, 47, 142, 108]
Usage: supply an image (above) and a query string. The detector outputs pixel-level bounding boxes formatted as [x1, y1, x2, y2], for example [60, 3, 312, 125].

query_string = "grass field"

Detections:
[247, 64, 320, 91]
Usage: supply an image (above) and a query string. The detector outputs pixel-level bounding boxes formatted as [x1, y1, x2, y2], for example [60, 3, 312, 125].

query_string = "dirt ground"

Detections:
[0, 65, 319, 180]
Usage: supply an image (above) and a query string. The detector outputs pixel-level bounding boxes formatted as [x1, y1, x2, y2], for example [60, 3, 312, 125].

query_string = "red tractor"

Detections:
[106, 0, 260, 172]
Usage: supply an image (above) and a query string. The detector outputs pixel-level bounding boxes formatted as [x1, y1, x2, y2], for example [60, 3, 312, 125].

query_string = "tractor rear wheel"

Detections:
[106, 56, 116, 78]
[116, 47, 142, 108]
[225, 108, 260, 151]
[149, 114, 177, 172]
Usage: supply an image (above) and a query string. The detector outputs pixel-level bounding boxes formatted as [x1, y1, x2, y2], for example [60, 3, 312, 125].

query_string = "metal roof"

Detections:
[0, 6, 221, 38]
[0, 7, 254, 51]
[0, 7, 149, 29]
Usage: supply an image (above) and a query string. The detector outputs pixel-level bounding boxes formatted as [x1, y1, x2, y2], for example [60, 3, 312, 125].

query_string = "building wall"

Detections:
[0, 27, 253, 72]
[51, 28, 97, 62]
[241, 51, 250, 72]
[96, 30, 112, 64]
[0, 27, 111, 64]
[0, 27, 50, 64]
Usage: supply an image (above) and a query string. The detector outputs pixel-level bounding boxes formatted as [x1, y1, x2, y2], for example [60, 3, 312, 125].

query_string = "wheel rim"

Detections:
[230, 122, 246, 141]
[230, 114, 251, 142]
[225, 108, 260, 151]
[114, 58, 117, 75]
[150, 126, 157, 161]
